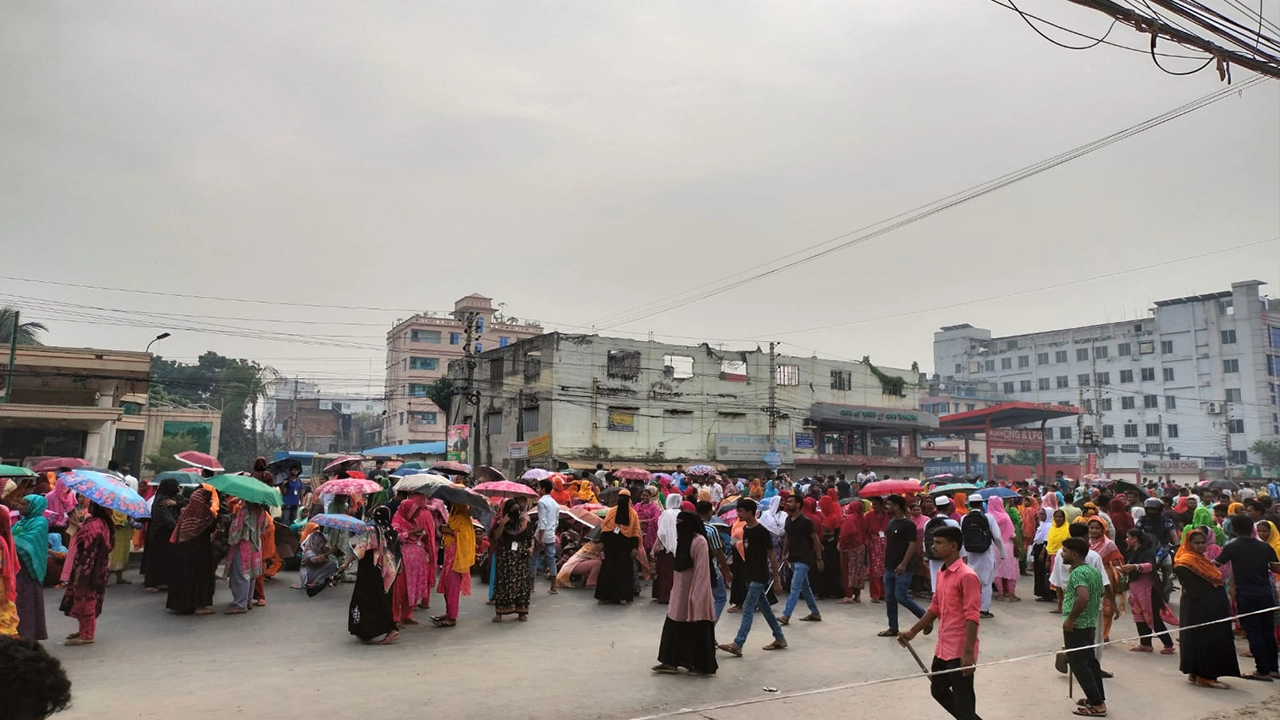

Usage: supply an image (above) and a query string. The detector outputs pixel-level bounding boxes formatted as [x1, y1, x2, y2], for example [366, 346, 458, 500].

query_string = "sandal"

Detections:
[1160, 647, 1176, 655]
[717, 643, 743, 657]
[65, 632, 80, 640]
[431, 617, 456, 628]
[762, 640, 788, 651]
[194, 608, 215, 616]
[1194, 678, 1229, 689]
[1073, 706, 1107, 717]
[377, 631, 400, 645]
[877, 629, 898, 637]
[778, 616, 790, 626]
[492, 616, 504, 623]
[517, 614, 528, 622]
[64, 638, 94, 646]
[799, 614, 822, 622]
[1129, 646, 1153, 653]
[651, 664, 679, 674]
[1242, 673, 1274, 682]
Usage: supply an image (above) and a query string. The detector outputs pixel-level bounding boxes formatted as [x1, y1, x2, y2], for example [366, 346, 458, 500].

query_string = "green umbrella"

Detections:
[204, 473, 282, 507]
[0, 465, 36, 477]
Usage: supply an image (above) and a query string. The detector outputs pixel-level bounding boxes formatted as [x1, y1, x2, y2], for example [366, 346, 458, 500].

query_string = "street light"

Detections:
[145, 332, 171, 354]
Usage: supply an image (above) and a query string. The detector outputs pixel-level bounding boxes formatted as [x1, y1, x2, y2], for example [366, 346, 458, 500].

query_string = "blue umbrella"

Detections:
[62, 470, 149, 518]
[309, 513, 371, 534]
[975, 486, 1019, 500]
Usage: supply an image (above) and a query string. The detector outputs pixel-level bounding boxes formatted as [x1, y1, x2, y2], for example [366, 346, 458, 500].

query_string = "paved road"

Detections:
[39, 564, 1270, 720]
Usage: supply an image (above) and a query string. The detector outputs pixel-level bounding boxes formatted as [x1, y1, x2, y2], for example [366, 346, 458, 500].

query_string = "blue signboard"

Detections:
[794, 432, 815, 449]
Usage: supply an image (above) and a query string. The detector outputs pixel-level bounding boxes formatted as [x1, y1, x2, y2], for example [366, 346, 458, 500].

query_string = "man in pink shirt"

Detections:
[899, 525, 982, 720]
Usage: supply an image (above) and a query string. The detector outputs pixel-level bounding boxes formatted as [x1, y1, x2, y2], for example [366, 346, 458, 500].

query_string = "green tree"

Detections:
[424, 377, 456, 418]
[1251, 439, 1280, 468]
[0, 307, 47, 346]
[1001, 450, 1043, 465]
[146, 433, 202, 473]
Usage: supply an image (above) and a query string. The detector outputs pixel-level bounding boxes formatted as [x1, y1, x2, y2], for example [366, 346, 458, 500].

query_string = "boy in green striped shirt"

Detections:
[1061, 537, 1106, 717]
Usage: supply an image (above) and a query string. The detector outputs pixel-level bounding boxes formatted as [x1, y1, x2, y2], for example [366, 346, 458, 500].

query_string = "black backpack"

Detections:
[961, 511, 993, 554]
[923, 516, 950, 560]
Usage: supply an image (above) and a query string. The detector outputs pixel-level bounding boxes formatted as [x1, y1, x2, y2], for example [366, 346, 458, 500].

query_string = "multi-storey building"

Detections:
[383, 294, 542, 446]
[933, 280, 1279, 481]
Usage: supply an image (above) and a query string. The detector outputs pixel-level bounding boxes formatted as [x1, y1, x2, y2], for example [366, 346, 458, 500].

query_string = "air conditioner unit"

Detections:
[1206, 402, 1220, 414]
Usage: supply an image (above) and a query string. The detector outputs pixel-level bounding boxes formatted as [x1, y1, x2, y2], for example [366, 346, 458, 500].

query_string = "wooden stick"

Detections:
[902, 639, 930, 675]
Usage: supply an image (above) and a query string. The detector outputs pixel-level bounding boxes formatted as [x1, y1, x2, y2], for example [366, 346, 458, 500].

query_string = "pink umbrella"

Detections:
[315, 478, 383, 495]
[430, 461, 472, 477]
[521, 468, 553, 481]
[474, 480, 538, 499]
[323, 455, 364, 473]
[32, 457, 89, 473]
[568, 506, 603, 527]
[615, 467, 653, 482]
[174, 451, 224, 472]
[859, 479, 925, 497]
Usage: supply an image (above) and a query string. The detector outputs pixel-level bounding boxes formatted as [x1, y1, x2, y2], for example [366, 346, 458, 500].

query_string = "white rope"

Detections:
[628, 604, 1280, 720]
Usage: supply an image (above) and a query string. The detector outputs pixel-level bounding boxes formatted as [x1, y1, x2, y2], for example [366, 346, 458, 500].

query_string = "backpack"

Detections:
[923, 516, 950, 560]
[961, 511, 993, 554]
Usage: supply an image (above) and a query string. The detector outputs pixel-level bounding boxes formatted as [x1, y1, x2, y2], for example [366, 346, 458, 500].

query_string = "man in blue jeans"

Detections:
[779, 493, 823, 625]
[718, 498, 788, 656]
[877, 493, 930, 638]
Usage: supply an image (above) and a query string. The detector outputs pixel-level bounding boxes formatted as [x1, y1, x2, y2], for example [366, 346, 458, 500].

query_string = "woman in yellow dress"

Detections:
[0, 509, 19, 635]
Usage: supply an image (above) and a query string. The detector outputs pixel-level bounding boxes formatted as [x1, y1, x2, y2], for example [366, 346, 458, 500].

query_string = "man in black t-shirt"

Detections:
[1215, 515, 1280, 679]
[879, 493, 929, 637]
[718, 498, 788, 657]
[835, 472, 852, 501]
[780, 494, 824, 625]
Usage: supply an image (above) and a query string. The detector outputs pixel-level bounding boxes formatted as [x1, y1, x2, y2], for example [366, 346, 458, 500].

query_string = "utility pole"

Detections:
[290, 377, 300, 450]
[458, 312, 481, 466]
[767, 342, 778, 452]
[1222, 397, 1233, 479]
[1158, 413, 1165, 460]
[0, 311, 17, 404]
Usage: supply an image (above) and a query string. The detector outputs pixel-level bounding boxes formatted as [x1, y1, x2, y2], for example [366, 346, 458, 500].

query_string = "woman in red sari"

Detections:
[392, 494, 437, 624]
[61, 502, 114, 645]
[864, 497, 889, 602]
[838, 501, 867, 603]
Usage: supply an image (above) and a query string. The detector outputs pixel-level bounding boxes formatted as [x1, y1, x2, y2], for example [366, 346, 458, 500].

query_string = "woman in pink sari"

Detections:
[392, 494, 437, 624]
[635, 487, 663, 558]
[988, 496, 1020, 601]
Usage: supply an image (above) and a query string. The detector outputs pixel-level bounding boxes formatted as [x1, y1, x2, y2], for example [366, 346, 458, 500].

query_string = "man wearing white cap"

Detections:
[960, 496, 1005, 619]
[923, 497, 961, 591]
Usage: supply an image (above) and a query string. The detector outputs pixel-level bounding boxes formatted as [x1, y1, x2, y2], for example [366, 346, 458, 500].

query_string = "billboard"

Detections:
[986, 428, 1045, 450]
[162, 421, 213, 453]
[446, 424, 469, 462]
[714, 434, 794, 463]
[527, 434, 552, 458]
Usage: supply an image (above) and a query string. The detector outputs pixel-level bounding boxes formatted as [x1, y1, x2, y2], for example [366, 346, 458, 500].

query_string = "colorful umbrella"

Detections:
[430, 461, 472, 476]
[474, 480, 538, 498]
[653, 473, 674, 483]
[309, 513, 371, 534]
[62, 470, 149, 518]
[392, 473, 453, 494]
[472, 465, 507, 484]
[859, 479, 925, 497]
[322, 455, 364, 473]
[147, 470, 205, 488]
[0, 465, 36, 477]
[173, 451, 224, 472]
[975, 486, 1019, 500]
[315, 478, 382, 495]
[422, 483, 491, 516]
[203, 473, 282, 507]
[926, 474, 955, 482]
[521, 468, 553, 481]
[32, 457, 88, 474]
[567, 506, 603, 527]
[685, 464, 718, 477]
[615, 467, 653, 482]
[929, 483, 978, 496]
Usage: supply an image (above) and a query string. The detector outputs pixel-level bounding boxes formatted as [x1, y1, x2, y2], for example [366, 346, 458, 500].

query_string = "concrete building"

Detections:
[383, 294, 542, 446]
[0, 345, 220, 471]
[264, 378, 384, 451]
[932, 280, 1280, 481]
[448, 333, 935, 478]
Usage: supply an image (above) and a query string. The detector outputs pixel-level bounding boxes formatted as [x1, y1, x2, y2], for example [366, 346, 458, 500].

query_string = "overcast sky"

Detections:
[3, 1, 1277, 400]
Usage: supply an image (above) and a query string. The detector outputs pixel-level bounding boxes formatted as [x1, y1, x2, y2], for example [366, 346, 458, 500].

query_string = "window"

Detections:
[1001, 357, 1012, 370]
[1006, 340, 1018, 351]
[449, 332, 461, 345]
[608, 408, 636, 432]
[1056, 375, 1069, 389]
[1143, 395, 1158, 409]
[1167, 424, 1179, 438]
[1124, 423, 1138, 438]
[1055, 350, 1069, 363]
[1078, 373, 1091, 386]
[1060, 445, 1078, 455]
[966, 403, 976, 412]
[1133, 323, 1144, 332]
[408, 384, 428, 397]
[1102, 425, 1114, 438]
[1020, 380, 1032, 393]
[1083, 399, 1093, 413]
[398, 412, 405, 426]
[1077, 348, 1089, 362]
[1098, 398, 1112, 411]
[1140, 367, 1155, 382]
[1095, 372, 1110, 385]
[1037, 352, 1050, 365]
[954, 364, 963, 374]
[775, 365, 800, 386]
[1059, 427, 1073, 440]
[1270, 356, 1280, 377]
[720, 360, 748, 381]
[1230, 450, 1249, 464]
[1002, 382, 1015, 395]
[1038, 378, 1051, 391]
[1138, 340, 1155, 355]
[490, 357, 504, 384]
[982, 359, 993, 372]
[121, 401, 142, 415]
[521, 406, 539, 432]
[663, 355, 694, 380]
[1121, 396, 1135, 410]
[1145, 423, 1160, 437]
[1161, 367, 1174, 382]
[1117, 342, 1131, 356]
[499, 336, 510, 348]
[409, 357, 439, 371]
[1094, 346, 1108, 359]
[1271, 327, 1280, 348]
[486, 412, 503, 435]
[1228, 419, 1245, 434]
[1226, 388, 1242, 403]
[831, 370, 852, 391]
[1145, 443, 1163, 454]
[410, 329, 442, 343]
[1165, 395, 1176, 409]
[1221, 329, 1237, 345]
[1018, 355, 1030, 368]
[1120, 443, 1139, 453]
[524, 353, 542, 381]
[1160, 340, 1174, 354]
[409, 411, 437, 426]
[1119, 369, 1133, 384]
[607, 350, 642, 380]
[1221, 299, 1235, 315]
[1223, 359, 1239, 374]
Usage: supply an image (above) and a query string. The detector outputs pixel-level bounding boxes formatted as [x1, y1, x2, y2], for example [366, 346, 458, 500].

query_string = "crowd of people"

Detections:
[3, 458, 1280, 719]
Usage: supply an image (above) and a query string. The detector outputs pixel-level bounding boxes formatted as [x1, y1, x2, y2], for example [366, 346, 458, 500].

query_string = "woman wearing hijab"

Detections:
[143, 478, 185, 593]
[1118, 528, 1175, 654]
[653, 511, 718, 676]
[223, 501, 269, 614]
[12, 495, 49, 640]
[391, 493, 436, 622]
[635, 487, 663, 560]
[107, 508, 134, 586]
[0, 509, 18, 636]
[349, 506, 401, 644]
[1109, 496, 1134, 540]
[490, 498, 535, 622]
[1182, 505, 1225, 546]
[1032, 507, 1054, 601]
[550, 476, 573, 506]
[166, 486, 218, 615]
[651, 495, 683, 604]
[748, 479, 764, 502]
[1086, 516, 1124, 641]
[988, 496, 1019, 602]
[433, 502, 475, 628]
[837, 500, 868, 603]
[575, 478, 598, 505]
[298, 530, 341, 595]
[816, 495, 844, 599]
[595, 489, 647, 605]
[864, 496, 889, 602]
[1173, 528, 1239, 688]
[59, 501, 113, 645]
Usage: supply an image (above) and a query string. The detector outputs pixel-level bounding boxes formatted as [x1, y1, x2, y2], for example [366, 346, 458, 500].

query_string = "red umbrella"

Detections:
[568, 506, 603, 527]
[322, 455, 364, 473]
[174, 451, 224, 472]
[315, 478, 382, 495]
[859, 479, 925, 497]
[430, 461, 472, 477]
[474, 480, 538, 499]
[32, 457, 89, 474]
[615, 467, 653, 482]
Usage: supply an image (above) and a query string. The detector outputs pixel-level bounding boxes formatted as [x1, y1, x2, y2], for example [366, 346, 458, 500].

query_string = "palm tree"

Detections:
[0, 307, 47, 345]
